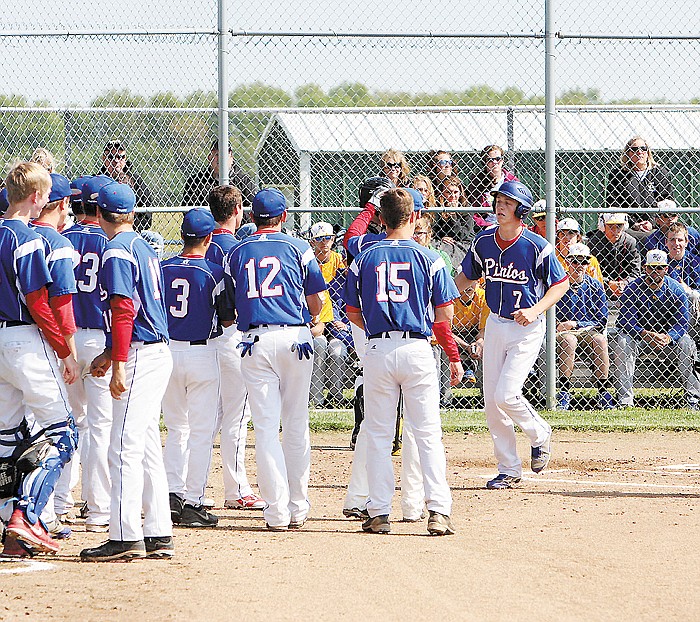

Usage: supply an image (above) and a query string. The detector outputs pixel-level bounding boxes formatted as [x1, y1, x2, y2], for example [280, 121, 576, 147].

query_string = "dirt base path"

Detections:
[3, 431, 700, 621]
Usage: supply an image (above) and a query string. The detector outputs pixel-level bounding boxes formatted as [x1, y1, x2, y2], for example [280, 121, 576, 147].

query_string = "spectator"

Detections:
[432, 175, 474, 247]
[554, 243, 613, 410]
[605, 136, 673, 239]
[452, 282, 489, 388]
[379, 149, 410, 188]
[466, 144, 519, 228]
[613, 250, 700, 409]
[587, 212, 641, 301]
[644, 199, 700, 255]
[665, 222, 700, 341]
[309, 222, 350, 408]
[99, 140, 153, 232]
[528, 200, 559, 239]
[411, 175, 437, 210]
[427, 150, 459, 198]
[556, 217, 604, 284]
[412, 216, 453, 275]
[183, 139, 256, 208]
[30, 147, 55, 173]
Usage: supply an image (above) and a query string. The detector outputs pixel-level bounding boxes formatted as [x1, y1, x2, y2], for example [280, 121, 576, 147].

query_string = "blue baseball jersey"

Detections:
[347, 232, 386, 259]
[343, 238, 459, 337]
[161, 255, 228, 342]
[224, 231, 327, 331]
[0, 219, 53, 324]
[100, 231, 169, 344]
[556, 275, 608, 331]
[62, 221, 109, 329]
[644, 225, 700, 255]
[668, 253, 700, 290]
[207, 229, 239, 267]
[31, 222, 78, 299]
[461, 228, 568, 320]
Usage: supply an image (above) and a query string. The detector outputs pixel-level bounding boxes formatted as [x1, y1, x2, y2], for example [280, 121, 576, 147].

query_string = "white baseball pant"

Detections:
[482, 314, 551, 477]
[216, 325, 255, 501]
[241, 325, 313, 528]
[363, 334, 451, 518]
[108, 341, 173, 541]
[162, 341, 220, 506]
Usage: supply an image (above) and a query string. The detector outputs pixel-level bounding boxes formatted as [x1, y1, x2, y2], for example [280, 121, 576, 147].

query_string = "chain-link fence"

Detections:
[3, 0, 700, 411]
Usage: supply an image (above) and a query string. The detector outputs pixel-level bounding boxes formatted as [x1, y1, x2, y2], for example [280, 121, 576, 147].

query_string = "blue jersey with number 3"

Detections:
[62, 222, 109, 329]
[224, 231, 326, 331]
[161, 255, 227, 342]
[461, 227, 568, 320]
[100, 231, 169, 343]
[343, 238, 459, 337]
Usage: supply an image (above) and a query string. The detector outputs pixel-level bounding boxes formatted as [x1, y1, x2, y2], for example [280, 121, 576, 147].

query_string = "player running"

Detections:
[455, 181, 569, 489]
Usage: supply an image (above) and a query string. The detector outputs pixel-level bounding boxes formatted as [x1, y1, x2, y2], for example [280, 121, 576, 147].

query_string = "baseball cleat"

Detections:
[556, 391, 572, 411]
[178, 504, 219, 528]
[486, 474, 521, 489]
[531, 433, 552, 473]
[288, 517, 307, 529]
[400, 511, 426, 523]
[266, 523, 289, 532]
[597, 390, 615, 410]
[169, 493, 184, 524]
[361, 515, 391, 534]
[427, 511, 455, 536]
[144, 536, 174, 559]
[1, 535, 35, 558]
[46, 518, 71, 540]
[342, 507, 369, 520]
[85, 523, 109, 533]
[225, 494, 266, 510]
[80, 540, 146, 562]
[6, 508, 60, 554]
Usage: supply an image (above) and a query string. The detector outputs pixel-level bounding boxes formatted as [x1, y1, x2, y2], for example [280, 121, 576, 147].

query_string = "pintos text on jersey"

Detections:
[483, 259, 528, 284]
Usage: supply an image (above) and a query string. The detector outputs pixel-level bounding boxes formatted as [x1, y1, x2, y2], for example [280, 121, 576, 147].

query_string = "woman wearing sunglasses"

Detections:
[466, 145, 519, 229]
[380, 149, 410, 187]
[605, 136, 674, 239]
[428, 150, 460, 198]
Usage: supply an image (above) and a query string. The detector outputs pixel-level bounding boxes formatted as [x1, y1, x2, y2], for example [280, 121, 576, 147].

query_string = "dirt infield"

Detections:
[3, 430, 700, 621]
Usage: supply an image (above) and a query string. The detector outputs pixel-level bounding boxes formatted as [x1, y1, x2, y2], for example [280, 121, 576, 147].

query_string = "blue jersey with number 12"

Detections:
[343, 238, 459, 337]
[100, 231, 169, 343]
[461, 227, 567, 320]
[224, 231, 326, 331]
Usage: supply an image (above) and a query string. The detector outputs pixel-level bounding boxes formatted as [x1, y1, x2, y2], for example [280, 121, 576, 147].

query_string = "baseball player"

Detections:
[343, 187, 462, 535]
[60, 175, 114, 532]
[224, 188, 326, 531]
[206, 185, 264, 511]
[0, 162, 79, 557]
[162, 208, 230, 527]
[80, 182, 173, 562]
[456, 181, 569, 489]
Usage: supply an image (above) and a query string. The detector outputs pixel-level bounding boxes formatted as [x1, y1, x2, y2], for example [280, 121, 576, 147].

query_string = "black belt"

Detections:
[249, 324, 306, 329]
[143, 337, 166, 345]
[190, 339, 208, 346]
[368, 331, 427, 340]
[0, 320, 30, 328]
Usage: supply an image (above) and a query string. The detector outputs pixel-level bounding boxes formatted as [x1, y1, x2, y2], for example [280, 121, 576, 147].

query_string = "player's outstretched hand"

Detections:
[237, 336, 259, 357]
[513, 308, 539, 326]
[449, 361, 464, 386]
[110, 362, 127, 400]
[291, 342, 314, 360]
[90, 351, 112, 377]
[61, 354, 80, 385]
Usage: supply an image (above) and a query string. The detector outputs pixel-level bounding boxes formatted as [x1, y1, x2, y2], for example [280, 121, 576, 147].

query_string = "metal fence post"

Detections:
[544, 0, 557, 410]
[63, 110, 73, 179]
[218, 0, 229, 186]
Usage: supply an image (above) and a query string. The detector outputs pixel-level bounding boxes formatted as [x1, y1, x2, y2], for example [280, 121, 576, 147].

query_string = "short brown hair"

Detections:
[208, 185, 242, 223]
[5, 162, 51, 204]
[252, 214, 283, 228]
[666, 222, 689, 240]
[98, 207, 134, 226]
[379, 188, 413, 229]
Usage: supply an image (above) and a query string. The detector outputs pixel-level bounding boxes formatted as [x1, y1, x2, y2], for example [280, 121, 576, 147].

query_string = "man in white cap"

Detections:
[644, 199, 700, 256]
[587, 212, 641, 300]
[613, 249, 700, 409]
[554, 243, 613, 410]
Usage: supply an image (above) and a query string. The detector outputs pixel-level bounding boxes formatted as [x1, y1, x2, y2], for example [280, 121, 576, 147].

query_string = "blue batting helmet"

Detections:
[491, 181, 534, 218]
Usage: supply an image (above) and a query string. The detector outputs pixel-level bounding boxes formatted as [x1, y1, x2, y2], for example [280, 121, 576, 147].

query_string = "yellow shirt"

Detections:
[453, 284, 489, 333]
[317, 251, 346, 324]
[556, 249, 604, 285]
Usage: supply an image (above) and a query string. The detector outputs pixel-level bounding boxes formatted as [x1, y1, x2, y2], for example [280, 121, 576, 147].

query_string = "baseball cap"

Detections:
[140, 230, 165, 259]
[70, 176, 92, 205]
[97, 182, 135, 214]
[568, 242, 591, 258]
[82, 175, 116, 206]
[235, 222, 257, 241]
[0, 188, 9, 214]
[531, 199, 547, 217]
[48, 174, 72, 203]
[656, 199, 678, 216]
[182, 208, 216, 239]
[557, 217, 580, 232]
[310, 221, 334, 239]
[406, 188, 425, 212]
[645, 249, 668, 266]
[252, 188, 286, 219]
[603, 212, 627, 226]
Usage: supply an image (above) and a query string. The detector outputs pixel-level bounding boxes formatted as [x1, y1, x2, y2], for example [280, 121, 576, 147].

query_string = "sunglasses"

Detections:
[413, 231, 429, 237]
[645, 265, 667, 271]
[383, 161, 401, 169]
[629, 145, 649, 153]
[313, 235, 334, 242]
[106, 153, 126, 160]
[533, 215, 546, 221]
[437, 159, 453, 166]
[569, 257, 590, 265]
[485, 156, 503, 163]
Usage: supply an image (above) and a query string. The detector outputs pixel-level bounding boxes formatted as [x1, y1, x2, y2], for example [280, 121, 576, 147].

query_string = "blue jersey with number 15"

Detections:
[343, 238, 459, 337]
[100, 231, 169, 343]
[224, 231, 326, 331]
